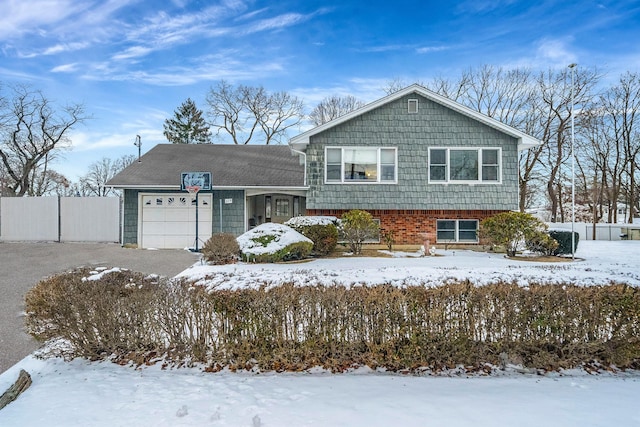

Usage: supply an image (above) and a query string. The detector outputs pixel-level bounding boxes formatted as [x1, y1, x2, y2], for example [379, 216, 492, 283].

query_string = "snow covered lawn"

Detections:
[1, 240, 639, 426]
[0, 356, 638, 427]
[179, 240, 640, 290]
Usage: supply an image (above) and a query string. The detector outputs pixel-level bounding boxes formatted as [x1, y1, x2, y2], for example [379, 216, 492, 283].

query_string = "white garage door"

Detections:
[140, 193, 213, 249]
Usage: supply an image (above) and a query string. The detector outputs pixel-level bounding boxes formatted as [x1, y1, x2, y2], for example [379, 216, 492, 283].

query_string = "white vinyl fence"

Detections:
[548, 222, 640, 241]
[0, 197, 120, 242]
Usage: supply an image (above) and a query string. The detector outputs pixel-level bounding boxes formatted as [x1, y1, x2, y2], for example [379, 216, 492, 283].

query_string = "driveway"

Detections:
[0, 242, 200, 374]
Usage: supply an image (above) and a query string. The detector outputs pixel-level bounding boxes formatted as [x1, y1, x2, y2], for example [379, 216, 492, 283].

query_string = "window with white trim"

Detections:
[325, 147, 397, 183]
[429, 148, 501, 183]
[436, 219, 479, 243]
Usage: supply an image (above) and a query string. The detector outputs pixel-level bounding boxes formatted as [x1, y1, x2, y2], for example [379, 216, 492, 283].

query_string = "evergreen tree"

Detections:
[163, 98, 211, 144]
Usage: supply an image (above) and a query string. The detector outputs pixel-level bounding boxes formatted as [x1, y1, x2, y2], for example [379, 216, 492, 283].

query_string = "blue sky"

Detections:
[1, 0, 639, 181]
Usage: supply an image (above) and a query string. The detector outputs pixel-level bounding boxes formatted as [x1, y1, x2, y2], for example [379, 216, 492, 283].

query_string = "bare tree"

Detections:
[535, 67, 600, 222]
[0, 84, 87, 196]
[206, 80, 304, 144]
[382, 77, 409, 96]
[80, 155, 136, 196]
[428, 72, 471, 102]
[163, 98, 211, 144]
[309, 95, 365, 126]
[31, 169, 71, 196]
[599, 72, 640, 223]
[382, 77, 429, 95]
[258, 90, 305, 145]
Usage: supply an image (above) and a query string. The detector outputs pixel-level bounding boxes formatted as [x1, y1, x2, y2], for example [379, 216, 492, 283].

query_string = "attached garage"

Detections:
[139, 193, 212, 249]
[108, 144, 307, 249]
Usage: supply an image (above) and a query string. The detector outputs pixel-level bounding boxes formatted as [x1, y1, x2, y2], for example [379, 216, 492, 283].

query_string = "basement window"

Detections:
[436, 219, 479, 243]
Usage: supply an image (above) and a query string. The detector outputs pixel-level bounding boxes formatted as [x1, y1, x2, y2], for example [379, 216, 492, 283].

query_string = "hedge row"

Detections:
[25, 269, 640, 372]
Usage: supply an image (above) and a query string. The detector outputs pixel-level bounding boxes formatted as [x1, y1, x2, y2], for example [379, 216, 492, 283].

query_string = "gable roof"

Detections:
[289, 84, 541, 152]
[107, 144, 305, 189]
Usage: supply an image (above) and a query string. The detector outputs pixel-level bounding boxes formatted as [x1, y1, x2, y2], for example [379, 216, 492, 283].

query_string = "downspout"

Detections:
[119, 188, 124, 246]
[289, 147, 307, 187]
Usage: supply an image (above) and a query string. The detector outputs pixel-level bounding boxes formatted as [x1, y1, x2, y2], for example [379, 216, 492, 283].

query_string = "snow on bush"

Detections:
[284, 216, 339, 227]
[237, 223, 313, 262]
[285, 216, 340, 256]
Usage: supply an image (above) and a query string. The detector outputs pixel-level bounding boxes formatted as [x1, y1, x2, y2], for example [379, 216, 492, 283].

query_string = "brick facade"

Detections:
[306, 208, 507, 245]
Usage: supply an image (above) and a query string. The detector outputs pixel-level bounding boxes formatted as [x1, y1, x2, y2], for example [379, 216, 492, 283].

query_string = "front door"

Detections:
[269, 195, 293, 223]
[246, 193, 305, 230]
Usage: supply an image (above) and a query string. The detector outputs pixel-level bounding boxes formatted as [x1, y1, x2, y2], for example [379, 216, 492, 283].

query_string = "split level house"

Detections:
[108, 84, 541, 249]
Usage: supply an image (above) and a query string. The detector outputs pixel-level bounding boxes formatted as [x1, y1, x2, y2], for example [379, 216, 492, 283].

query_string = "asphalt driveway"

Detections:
[0, 242, 200, 374]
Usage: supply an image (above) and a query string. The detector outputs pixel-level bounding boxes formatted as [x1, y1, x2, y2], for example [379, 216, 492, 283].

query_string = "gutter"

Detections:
[289, 147, 307, 187]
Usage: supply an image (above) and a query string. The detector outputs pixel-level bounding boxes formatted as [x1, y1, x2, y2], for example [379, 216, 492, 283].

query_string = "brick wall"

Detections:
[307, 208, 507, 245]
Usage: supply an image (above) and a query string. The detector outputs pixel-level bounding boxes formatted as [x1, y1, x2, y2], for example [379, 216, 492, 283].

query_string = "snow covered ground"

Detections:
[179, 240, 640, 290]
[1, 356, 638, 427]
[1, 240, 639, 426]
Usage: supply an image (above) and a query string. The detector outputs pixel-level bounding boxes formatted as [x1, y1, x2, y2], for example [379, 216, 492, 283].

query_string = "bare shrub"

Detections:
[25, 268, 163, 360]
[201, 233, 239, 264]
[26, 270, 640, 372]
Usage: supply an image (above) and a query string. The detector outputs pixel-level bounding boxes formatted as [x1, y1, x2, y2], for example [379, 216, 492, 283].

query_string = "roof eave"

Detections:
[518, 136, 543, 152]
[109, 184, 309, 190]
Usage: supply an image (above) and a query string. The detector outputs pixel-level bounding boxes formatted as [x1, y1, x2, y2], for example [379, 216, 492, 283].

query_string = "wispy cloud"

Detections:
[356, 43, 450, 55]
[235, 7, 269, 22]
[0, 66, 48, 81]
[43, 42, 90, 55]
[416, 45, 450, 54]
[3, 1, 326, 90]
[51, 63, 80, 73]
[70, 125, 165, 152]
[534, 37, 577, 66]
[455, 0, 519, 14]
[83, 51, 285, 86]
[355, 44, 409, 53]
[111, 46, 154, 61]
[243, 12, 310, 34]
[243, 7, 330, 35]
[0, 0, 83, 40]
[111, 3, 309, 62]
[2, 0, 132, 57]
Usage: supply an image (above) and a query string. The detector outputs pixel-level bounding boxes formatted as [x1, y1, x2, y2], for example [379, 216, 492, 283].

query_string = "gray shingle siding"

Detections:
[306, 93, 519, 211]
[212, 190, 245, 236]
[123, 189, 140, 245]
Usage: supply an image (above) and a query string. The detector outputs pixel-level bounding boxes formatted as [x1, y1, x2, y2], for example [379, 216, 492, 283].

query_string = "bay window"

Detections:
[325, 147, 397, 183]
[429, 148, 501, 183]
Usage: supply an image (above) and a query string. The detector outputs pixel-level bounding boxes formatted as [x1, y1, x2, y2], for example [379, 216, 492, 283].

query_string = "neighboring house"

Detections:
[107, 144, 306, 249]
[290, 84, 540, 245]
[109, 84, 541, 249]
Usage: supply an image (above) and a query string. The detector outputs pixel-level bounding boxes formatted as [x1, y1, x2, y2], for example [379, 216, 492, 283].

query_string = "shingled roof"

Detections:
[107, 144, 305, 189]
